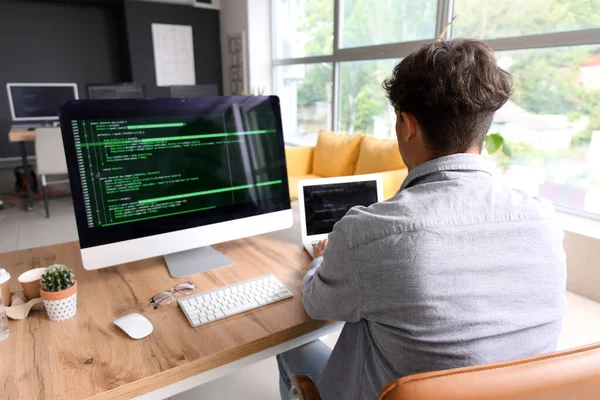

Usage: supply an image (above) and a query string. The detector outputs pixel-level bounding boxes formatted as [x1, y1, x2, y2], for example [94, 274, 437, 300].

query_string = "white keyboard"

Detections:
[178, 274, 294, 327]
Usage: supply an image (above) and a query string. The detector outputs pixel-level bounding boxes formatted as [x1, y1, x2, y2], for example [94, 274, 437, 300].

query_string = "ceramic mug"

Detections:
[18, 268, 47, 301]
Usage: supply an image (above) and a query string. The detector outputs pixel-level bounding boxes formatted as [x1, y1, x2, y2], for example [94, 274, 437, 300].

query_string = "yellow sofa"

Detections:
[285, 130, 409, 201]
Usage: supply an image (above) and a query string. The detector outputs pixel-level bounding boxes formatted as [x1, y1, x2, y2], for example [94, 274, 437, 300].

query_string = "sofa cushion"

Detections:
[313, 130, 363, 178]
[287, 174, 321, 201]
[378, 169, 409, 200]
[354, 135, 406, 175]
[285, 146, 314, 176]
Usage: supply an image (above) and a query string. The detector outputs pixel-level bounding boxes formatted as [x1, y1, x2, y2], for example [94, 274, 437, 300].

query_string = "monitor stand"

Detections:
[164, 246, 232, 278]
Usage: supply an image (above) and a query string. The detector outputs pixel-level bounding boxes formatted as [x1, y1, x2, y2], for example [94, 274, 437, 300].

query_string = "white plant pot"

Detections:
[42, 293, 77, 321]
[40, 282, 78, 321]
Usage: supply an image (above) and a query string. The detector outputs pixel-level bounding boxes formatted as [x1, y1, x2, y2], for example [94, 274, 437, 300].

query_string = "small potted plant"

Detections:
[40, 264, 78, 321]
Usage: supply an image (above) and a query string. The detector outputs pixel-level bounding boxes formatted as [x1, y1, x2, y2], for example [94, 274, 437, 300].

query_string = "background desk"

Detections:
[8, 127, 37, 210]
[0, 210, 339, 400]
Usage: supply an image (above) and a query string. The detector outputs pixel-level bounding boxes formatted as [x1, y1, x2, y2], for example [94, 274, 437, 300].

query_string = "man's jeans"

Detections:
[276, 340, 332, 400]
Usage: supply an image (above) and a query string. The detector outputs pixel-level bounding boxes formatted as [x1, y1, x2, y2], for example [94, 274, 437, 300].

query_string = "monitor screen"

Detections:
[87, 83, 145, 100]
[303, 181, 378, 235]
[7, 84, 78, 121]
[59, 96, 290, 249]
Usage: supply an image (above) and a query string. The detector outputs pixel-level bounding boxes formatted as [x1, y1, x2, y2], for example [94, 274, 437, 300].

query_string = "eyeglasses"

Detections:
[149, 281, 196, 309]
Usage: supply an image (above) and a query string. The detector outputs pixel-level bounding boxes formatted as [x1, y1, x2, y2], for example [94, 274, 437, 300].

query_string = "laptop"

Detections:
[298, 174, 384, 258]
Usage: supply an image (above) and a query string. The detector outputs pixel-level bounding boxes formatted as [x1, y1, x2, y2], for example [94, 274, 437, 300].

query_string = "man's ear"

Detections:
[400, 112, 419, 141]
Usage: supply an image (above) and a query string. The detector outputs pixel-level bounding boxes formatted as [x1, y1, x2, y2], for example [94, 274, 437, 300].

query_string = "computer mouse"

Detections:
[113, 313, 153, 339]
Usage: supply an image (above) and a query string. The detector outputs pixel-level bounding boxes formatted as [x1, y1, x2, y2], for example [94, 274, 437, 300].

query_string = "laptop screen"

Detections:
[303, 180, 379, 236]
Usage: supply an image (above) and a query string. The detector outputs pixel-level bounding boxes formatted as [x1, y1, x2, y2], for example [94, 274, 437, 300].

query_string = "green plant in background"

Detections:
[41, 264, 75, 292]
[485, 132, 513, 171]
[485, 133, 511, 157]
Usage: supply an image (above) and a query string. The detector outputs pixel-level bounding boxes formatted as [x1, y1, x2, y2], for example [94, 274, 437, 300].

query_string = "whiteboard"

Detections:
[151, 23, 196, 87]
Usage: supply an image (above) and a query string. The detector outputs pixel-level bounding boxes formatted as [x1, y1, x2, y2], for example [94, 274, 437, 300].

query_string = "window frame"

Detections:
[271, 0, 453, 132]
[271, 0, 600, 218]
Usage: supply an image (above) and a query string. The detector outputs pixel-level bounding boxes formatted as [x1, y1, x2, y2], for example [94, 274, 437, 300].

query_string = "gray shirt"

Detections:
[302, 153, 566, 400]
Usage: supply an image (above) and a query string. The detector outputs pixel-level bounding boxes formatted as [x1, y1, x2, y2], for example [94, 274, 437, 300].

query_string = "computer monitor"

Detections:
[6, 83, 78, 121]
[59, 96, 292, 277]
[169, 84, 219, 98]
[87, 83, 145, 100]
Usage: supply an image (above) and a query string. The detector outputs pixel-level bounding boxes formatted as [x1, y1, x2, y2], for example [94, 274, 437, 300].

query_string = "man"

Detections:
[277, 39, 566, 400]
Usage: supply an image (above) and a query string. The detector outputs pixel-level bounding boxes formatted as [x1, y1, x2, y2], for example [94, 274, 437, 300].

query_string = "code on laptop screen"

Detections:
[303, 181, 378, 235]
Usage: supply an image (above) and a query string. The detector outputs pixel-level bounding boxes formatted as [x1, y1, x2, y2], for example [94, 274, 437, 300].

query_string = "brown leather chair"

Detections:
[290, 343, 600, 400]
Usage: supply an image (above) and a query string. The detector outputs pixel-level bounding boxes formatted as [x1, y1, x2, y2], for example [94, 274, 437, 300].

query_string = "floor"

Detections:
[1, 196, 600, 399]
[0, 196, 78, 252]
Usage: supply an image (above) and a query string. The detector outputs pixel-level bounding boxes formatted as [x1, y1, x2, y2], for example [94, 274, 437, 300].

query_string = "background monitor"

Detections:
[169, 84, 219, 98]
[7, 83, 78, 121]
[59, 96, 292, 276]
[87, 83, 145, 100]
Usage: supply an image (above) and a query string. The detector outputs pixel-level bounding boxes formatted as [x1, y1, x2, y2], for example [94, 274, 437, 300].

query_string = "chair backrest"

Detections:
[379, 343, 600, 400]
[34, 127, 68, 175]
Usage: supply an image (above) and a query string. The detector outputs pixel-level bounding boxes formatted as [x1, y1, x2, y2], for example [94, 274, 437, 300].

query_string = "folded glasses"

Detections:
[149, 281, 196, 309]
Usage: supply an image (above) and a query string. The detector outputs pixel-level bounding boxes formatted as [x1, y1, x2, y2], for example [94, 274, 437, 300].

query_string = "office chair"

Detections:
[290, 342, 600, 400]
[34, 128, 69, 218]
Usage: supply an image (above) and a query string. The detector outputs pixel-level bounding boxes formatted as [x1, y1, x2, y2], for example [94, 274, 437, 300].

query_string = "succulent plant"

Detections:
[41, 264, 75, 292]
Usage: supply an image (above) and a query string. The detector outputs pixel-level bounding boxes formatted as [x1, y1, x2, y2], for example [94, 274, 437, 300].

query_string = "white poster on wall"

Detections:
[151, 23, 196, 87]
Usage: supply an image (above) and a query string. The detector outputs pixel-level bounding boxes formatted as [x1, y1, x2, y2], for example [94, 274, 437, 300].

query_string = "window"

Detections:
[454, 0, 600, 39]
[338, 59, 399, 137]
[273, 0, 334, 58]
[275, 63, 333, 145]
[340, 0, 437, 48]
[272, 0, 600, 217]
[490, 45, 600, 213]
[272, 0, 438, 142]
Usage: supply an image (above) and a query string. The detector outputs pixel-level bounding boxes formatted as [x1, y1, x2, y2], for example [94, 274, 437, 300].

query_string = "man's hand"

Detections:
[312, 239, 328, 258]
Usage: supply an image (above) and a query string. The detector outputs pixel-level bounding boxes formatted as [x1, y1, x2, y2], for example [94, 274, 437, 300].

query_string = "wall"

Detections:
[124, 0, 223, 99]
[219, 0, 249, 96]
[247, 0, 273, 94]
[564, 231, 600, 303]
[0, 0, 125, 159]
[219, 0, 272, 96]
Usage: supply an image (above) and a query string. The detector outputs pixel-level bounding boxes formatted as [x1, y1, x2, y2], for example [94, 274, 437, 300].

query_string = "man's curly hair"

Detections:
[383, 39, 513, 153]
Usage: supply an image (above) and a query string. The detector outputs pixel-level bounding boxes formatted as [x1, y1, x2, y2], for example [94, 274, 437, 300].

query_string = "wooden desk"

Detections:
[0, 216, 338, 400]
[8, 126, 37, 210]
[8, 127, 36, 143]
